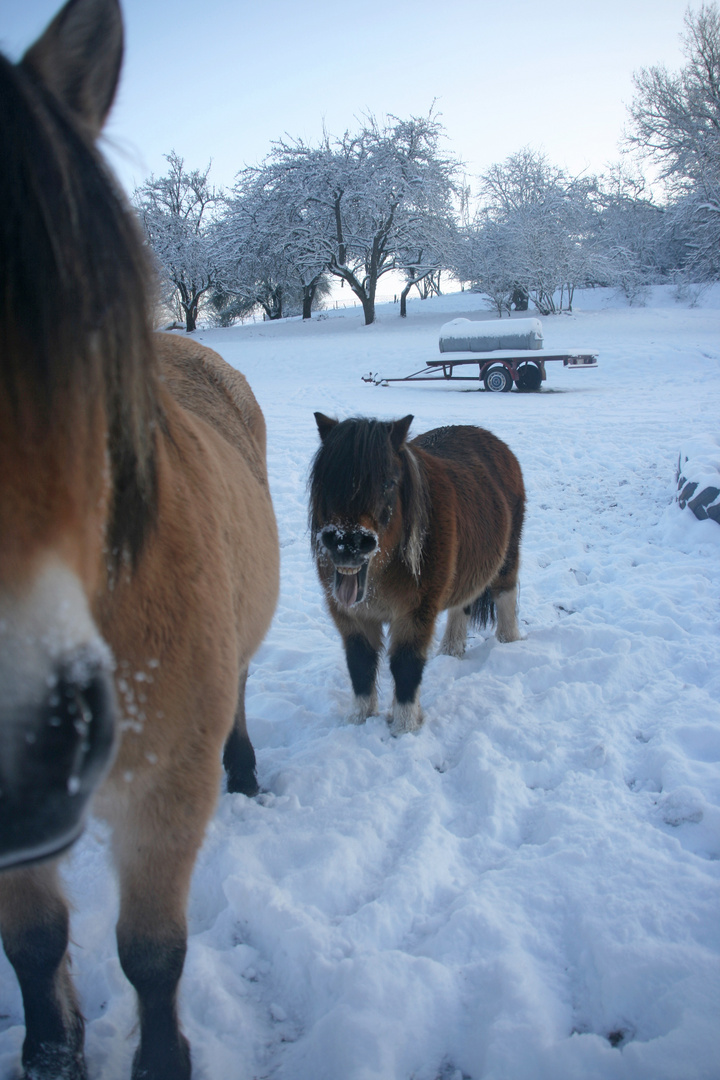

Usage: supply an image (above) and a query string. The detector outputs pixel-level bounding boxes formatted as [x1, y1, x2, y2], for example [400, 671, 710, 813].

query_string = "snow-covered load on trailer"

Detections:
[440, 316, 544, 353]
[364, 316, 598, 392]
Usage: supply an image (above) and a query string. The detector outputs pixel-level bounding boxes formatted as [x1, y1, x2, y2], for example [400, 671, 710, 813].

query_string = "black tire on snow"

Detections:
[516, 362, 542, 392]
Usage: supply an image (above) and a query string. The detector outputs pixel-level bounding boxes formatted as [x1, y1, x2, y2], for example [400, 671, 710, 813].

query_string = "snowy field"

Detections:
[1, 285, 719, 1080]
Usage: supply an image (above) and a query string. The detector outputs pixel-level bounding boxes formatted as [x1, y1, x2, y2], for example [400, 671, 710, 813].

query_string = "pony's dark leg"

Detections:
[388, 643, 427, 734]
[388, 609, 438, 735]
[344, 629, 382, 723]
[223, 666, 259, 795]
[0, 863, 87, 1080]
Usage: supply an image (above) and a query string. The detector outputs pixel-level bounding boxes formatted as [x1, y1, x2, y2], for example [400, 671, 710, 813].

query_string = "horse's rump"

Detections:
[411, 424, 525, 611]
[156, 334, 268, 478]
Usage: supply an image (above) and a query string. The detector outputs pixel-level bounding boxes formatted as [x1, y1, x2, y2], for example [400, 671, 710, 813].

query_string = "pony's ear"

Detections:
[22, 0, 124, 139]
[390, 415, 413, 451]
[314, 412, 338, 442]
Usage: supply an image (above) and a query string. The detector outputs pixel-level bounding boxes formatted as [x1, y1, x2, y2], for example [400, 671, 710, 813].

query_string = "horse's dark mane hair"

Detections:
[0, 53, 159, 569]
[309, 417, 430, 574]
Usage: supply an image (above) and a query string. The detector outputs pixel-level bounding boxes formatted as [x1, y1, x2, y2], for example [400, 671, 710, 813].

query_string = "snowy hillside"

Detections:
[1, 286, 719, 1080]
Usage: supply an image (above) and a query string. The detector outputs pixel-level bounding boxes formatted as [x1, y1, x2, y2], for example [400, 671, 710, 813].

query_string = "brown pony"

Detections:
[310, 414, 524, 734]
[0, 1, 278, 1077]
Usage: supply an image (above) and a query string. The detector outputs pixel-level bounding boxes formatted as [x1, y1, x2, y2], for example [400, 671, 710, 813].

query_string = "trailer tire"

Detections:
[483, 365, 512, 393]
[516, 362, 542, 392]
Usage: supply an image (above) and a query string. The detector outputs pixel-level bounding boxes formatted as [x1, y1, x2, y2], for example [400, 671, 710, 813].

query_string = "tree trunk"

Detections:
[335, 266, 377, 325]
[360, 293, 375, 325]
[302, 286, 313, 321]
[511, 285, 529, 311]
[400, 282, 412, 317]
[185, 306, 196, 332]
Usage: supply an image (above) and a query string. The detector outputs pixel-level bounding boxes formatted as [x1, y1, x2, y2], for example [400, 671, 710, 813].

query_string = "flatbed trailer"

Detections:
[363, 348, 598, 393]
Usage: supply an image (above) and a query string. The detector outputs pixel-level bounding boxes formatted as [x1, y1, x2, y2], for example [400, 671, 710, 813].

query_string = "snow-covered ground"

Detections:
[2, 285, 719, 1080]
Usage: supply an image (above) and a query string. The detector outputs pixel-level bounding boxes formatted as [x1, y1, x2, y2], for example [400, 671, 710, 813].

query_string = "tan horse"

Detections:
[0, 1, 278, 1077]
[310, 415, 525, 734]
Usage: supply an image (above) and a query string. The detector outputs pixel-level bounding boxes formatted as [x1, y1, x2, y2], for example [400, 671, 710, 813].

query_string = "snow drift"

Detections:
[1, 285, 719, 1080]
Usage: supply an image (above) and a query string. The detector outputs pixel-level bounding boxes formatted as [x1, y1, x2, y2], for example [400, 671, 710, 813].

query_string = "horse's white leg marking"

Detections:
[348, 690, 378, 724]
[439, 605, 469, 658]
[390, 698, 424, 736]
[496, 585, 521, 643]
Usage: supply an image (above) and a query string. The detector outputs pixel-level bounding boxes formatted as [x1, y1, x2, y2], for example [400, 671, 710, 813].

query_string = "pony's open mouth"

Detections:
[333, 562, 369, 607]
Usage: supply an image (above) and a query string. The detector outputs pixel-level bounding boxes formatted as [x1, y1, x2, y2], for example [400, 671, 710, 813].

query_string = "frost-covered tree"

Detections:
[626, 4, 720, 280]
[134, 152, 222, 331]
[260, 112, 460, 325]
[397, 212, 458, 317]
[221, 166, 331, 321]
[450, 218, 520, 316]
[595, 165, 676, 301]
[627, 4, 720, 190]
[457, 148, 603, 314]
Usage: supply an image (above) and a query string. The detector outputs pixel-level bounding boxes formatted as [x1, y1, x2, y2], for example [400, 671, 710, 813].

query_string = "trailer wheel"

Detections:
[483, 365, 512, 393]
[516, 362, 542, 392]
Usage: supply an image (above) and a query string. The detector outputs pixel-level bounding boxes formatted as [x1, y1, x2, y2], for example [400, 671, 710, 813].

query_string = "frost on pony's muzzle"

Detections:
[0, 566, 117, 870]
[318, 525, 378, 608]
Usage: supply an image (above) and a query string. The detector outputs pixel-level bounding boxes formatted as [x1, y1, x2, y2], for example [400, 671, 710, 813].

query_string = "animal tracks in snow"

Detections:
[3, 290, 718, 1080]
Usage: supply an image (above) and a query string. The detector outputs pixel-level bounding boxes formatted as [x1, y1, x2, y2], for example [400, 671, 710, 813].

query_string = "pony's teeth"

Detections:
[335, 570, 359, 607]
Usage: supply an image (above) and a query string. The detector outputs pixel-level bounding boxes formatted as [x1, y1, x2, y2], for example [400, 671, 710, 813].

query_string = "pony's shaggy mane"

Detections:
[0, 54, 159, 569]
[400, 445, 429, 578]
[309, 417, 430, 577]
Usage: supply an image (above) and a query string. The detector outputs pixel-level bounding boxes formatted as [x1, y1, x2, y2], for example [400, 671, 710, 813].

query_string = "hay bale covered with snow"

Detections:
[677, 435, 720, 524]
[439, 316, 543, 354]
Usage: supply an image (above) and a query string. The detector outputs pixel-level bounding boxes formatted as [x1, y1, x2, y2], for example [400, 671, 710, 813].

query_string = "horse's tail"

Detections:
[467, 588, 496, 630]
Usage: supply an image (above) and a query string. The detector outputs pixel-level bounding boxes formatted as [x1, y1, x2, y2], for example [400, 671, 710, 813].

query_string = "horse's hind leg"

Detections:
[0, 863, 86, 1079]
[439, 605, 470, 657]
[491, 549, 521, 644]
[495, 584, 520, 643]
[492, 488, 524, 644]
[223, 665, 259, 795]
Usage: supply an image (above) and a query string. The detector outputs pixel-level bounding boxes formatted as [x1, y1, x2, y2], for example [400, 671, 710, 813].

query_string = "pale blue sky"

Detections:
[3, 0, 694, 195]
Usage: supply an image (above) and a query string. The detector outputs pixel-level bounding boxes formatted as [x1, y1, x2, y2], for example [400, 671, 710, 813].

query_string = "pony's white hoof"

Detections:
[347, 693, 377, 725]
[389, 700, 424, 736]
[495, 588, 520, 643]
[439, 606, 469, 658]
[438, 639, 466, 659]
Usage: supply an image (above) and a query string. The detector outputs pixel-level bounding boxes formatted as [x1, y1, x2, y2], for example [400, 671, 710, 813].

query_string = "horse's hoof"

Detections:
[389, 701, 424, 736]
[226, 773, 260, 797]
[347, 692, 378, 725]
[438, 643, 466, 659]
[131, 1032, 190, 1080]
